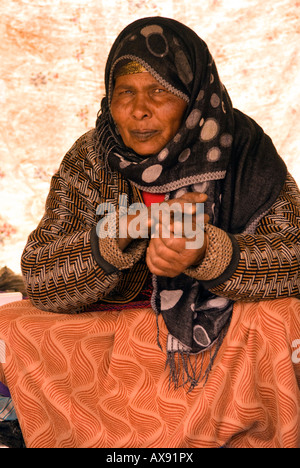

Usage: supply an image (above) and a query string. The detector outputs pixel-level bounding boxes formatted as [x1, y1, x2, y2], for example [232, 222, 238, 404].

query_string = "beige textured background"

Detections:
[0, 0, 299, 273]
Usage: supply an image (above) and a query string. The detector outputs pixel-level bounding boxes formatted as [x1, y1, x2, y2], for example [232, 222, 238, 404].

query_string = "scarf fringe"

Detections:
[164, 325, 228, 393]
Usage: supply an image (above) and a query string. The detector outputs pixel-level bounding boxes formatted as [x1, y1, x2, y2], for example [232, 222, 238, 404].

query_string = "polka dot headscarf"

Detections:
[100, 16, 234, 194]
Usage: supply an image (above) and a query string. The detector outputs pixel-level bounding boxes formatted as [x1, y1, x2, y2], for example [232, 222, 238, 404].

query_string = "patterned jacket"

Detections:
[21, 130, 300, 313]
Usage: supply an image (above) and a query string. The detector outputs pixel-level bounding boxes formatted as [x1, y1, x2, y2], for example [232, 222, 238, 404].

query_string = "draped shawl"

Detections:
[95, 17, 287, 389]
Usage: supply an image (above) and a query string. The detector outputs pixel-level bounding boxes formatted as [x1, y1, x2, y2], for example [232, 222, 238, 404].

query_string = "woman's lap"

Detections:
[0, 297, 299, 448]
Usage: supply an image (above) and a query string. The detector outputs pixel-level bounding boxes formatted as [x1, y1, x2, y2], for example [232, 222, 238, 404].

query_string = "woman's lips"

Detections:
[130, 130, 159, 141]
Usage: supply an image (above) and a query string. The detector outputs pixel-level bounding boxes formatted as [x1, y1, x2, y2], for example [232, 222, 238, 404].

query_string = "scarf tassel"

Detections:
[164, 326, 228, 393]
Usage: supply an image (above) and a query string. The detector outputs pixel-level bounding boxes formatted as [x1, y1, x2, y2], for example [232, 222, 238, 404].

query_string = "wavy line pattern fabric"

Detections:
[0, 298, 299, 448]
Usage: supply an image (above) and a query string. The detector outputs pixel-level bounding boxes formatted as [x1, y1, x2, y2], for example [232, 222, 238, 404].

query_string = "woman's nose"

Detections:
[131, 94, 152, 120]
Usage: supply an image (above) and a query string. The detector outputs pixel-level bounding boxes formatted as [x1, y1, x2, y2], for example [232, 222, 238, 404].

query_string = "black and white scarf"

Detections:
[95, 17, 287, 389]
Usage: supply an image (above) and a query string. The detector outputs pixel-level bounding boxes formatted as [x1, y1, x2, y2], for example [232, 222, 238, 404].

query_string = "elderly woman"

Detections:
[0, 17, 299, 448]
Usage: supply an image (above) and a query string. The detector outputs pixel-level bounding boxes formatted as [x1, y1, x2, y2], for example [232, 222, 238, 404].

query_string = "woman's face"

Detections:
[110, 72, 187, 156]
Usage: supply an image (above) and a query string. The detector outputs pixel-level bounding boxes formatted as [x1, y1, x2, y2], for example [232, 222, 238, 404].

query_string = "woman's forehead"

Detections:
[114, 72, 163, 89]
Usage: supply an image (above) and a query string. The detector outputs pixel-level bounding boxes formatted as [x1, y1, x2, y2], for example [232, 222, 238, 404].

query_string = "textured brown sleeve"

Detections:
[206, 174, 300, 301]
[21, 132, 135, 313]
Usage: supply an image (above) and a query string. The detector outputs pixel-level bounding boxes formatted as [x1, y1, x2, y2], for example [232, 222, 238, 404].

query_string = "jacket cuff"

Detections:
[99, 235, 148, 271]
[184, 224, 233, 281]
[90, 225, 119, 274]
[92, 212, 148, 272]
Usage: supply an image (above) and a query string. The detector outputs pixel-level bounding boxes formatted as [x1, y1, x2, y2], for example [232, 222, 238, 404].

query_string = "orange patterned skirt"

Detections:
[0, 297, 299, 448]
